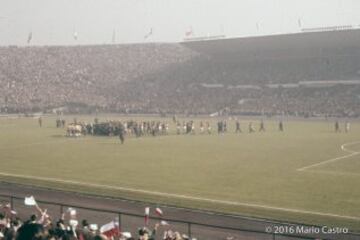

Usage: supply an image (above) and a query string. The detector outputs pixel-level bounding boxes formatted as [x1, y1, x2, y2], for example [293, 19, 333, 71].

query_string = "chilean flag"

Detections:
[155, 207, 163, 217]
[100, 221, 120, 238]
[185, 30, 193, 37]
[145, 207, 150, 225]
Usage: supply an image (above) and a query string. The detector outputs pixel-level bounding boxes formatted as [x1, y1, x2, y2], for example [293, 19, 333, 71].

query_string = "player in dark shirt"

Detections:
[279, 120, 284, 132]
[235, 120, 241, 133]
[259, 120, 265, 132]
[335, 121, 340, 133]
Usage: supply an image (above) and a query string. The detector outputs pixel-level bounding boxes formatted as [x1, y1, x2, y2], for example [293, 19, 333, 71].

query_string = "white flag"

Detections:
[122, 232, 132, 238]
[145, 207, 150, 225]
[100, 221, 120, 237]
[67, 207, 77, 217]
[24, 196, 37, 206]
[69, 219, 78, 227]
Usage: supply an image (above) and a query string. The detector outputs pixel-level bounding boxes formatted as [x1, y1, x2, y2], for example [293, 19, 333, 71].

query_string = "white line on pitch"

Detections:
[297, 141, 360, 172]
[0, 171, 359, 221]
[0, 138, 89, 150]
[302, 169, 360, 177]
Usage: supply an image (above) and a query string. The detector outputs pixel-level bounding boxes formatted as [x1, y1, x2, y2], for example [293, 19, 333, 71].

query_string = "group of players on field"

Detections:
[36, 117, 352, 145]
[174, 119, 284, 135]
[334, 121, 351, 133]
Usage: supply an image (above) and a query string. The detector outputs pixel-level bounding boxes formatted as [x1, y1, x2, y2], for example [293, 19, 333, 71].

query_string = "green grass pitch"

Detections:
[0, 115, 360, 230]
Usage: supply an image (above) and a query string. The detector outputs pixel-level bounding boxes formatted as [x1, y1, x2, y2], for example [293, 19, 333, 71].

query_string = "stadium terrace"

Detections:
[0, 29, 359, 117]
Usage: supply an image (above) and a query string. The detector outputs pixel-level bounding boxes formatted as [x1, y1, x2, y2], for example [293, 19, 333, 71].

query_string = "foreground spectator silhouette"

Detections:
[0, 196, 198, 240]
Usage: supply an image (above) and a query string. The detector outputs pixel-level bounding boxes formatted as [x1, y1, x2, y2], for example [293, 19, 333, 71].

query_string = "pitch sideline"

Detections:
[297, 141, 360, 172]
[0, 171, 359, 221]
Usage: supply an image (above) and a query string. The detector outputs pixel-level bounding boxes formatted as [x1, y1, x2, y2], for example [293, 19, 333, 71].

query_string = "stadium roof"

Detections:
[182, 29, 360, 61]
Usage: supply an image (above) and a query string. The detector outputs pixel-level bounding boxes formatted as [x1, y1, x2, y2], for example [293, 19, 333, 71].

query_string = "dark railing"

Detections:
[0, 194, 358, 240]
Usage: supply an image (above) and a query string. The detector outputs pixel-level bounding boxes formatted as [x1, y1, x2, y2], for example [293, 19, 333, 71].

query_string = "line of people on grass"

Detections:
[334, 121, 351, 133]
[51, 118, 288, 141]
[62, 117, 353, 141]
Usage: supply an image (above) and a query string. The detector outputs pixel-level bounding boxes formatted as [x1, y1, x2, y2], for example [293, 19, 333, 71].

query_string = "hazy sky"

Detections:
[1, 0, 360, 46]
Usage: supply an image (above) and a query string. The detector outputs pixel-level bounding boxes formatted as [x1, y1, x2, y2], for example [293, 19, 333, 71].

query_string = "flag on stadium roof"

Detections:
[122, 232, 132, 238]
[27, 32, 32, 44]
[144, 28, 153, 39]
[24, 196, 37, 206]
[298, 18, 302, 28]
[144, 207, 150, 225]
[185, 27, 193, 37]
[112, 29, 116, 44]
[100, 220, 120, 238]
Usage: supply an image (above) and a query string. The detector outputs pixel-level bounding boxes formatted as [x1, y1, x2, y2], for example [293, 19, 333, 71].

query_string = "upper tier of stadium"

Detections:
[0, 29, 359, 116]
[182, 28, 360, 60]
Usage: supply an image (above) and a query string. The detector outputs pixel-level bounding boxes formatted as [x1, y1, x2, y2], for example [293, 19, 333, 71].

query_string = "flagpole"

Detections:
[117, 213, 122, 235]
[112, 29, 116, 44]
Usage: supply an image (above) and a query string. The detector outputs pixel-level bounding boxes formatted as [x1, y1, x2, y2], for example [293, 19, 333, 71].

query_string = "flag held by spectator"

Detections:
[89, 224, 98, 231]
[24, 196, 37, 206]
[69, 219, 79, 227]
[144, 207, 150, 225]
[122, 232, 132, 238]
[67, 207, 77, 217]
[155, 207, 163, 217]
[160, 220, 169, 226]
[100, 221, 120, 238]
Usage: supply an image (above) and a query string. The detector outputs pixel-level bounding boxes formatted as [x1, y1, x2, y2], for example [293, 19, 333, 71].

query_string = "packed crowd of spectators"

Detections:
[0, 44, 196, 113]
[0, 43, 359, 117]
[163, 84, 360, 117]
[0, 199, 197, 240]
[139, 53, 360, 117]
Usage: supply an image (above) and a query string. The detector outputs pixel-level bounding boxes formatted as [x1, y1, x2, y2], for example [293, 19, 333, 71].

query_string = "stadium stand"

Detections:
[0, 194, 339, 240]
[0, 44, 196, 114]
[0, 30, 360, 117]
[0, 196, 195, 240]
